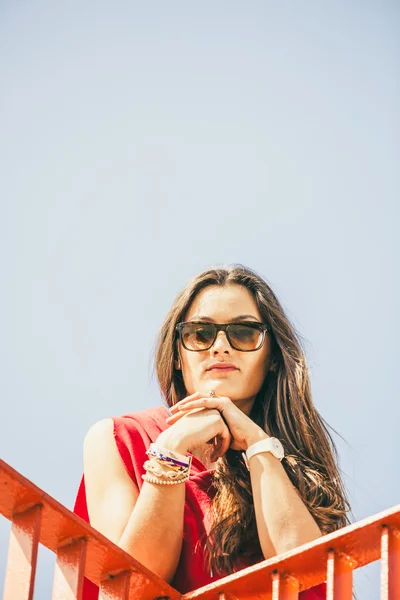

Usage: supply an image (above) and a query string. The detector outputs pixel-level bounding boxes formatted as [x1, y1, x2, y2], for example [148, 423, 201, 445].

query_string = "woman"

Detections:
[74, 265, 350, 598]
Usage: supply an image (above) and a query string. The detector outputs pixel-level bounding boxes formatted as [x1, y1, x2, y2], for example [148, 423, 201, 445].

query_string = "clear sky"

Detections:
[0, 2, 398, 598]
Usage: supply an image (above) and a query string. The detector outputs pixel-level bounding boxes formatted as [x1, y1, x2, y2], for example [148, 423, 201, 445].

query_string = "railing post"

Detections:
[2, 461, 400, 600]
[99, 570, 131, 600]
[51, 537, 88, 600]
[380, 525, 400, 600]
[326, 549, 355, 600]
[3, 504, 42, 600]
[272, 571, 299, 600]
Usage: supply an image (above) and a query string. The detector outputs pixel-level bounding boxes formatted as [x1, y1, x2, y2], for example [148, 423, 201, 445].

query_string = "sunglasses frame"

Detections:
[175, 321, 270, 352]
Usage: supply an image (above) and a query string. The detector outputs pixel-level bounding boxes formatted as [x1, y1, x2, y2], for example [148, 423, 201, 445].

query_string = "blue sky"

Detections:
[0, 2, 399, 597]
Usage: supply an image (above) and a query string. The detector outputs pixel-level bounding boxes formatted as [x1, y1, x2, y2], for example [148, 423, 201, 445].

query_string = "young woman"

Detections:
[74, 265, 350, 599]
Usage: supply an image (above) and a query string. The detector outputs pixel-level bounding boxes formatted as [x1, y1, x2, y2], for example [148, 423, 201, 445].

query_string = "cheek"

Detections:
[246, 351, 269, 383]
[181, 354, 202, 385]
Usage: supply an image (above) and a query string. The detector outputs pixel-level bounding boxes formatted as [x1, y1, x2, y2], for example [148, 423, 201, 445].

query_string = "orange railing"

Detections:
[1, 458, 399, 600]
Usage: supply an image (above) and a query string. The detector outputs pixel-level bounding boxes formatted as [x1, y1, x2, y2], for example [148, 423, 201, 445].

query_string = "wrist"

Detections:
[156, 432, 189, 455]
[244, 428, 269, 451]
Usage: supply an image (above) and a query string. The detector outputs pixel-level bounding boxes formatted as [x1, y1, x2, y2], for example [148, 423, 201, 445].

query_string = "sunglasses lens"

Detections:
[228, 324, 263, 350]
[180, 323, 216, 350]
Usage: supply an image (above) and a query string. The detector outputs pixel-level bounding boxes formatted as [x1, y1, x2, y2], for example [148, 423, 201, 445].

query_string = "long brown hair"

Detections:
[155, 265, 351, 575]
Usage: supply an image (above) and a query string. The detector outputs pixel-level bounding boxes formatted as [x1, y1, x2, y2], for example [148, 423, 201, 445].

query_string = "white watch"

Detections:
[242, 437, 284, 470]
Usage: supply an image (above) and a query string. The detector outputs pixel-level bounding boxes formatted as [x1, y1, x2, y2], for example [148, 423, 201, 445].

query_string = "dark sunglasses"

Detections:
[175, 321, 270, 352]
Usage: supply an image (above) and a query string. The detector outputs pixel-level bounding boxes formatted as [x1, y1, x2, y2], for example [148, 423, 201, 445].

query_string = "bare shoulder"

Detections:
[84, 418, 132, 483]
[83, 418, 139, 543]
[84, 417, 114, 447]
[84, 418, 115, 459]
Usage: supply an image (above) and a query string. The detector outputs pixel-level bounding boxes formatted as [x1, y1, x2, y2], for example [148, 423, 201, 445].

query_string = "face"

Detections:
[177, 284, 274, 415]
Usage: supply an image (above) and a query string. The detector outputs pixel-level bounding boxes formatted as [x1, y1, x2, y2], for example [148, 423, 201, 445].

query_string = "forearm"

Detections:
[249, 452, 322, 558]
[118, 480, 185, 583]
[117, 431, 191, 583]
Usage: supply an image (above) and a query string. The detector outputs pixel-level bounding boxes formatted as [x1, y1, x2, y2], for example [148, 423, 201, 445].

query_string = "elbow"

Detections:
[117, 540, 179, 584]
[273, 531, 323, 558]
[261, 524, 323, 560]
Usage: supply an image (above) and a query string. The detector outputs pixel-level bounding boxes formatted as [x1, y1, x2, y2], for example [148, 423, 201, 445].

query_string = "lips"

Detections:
[206, 363, 238, 372]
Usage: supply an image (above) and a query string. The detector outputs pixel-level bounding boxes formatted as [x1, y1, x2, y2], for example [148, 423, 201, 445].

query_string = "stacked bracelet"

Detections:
[142, 443, 192, 485]
[144, 459, 188, 479]
[142, 473, 190, 485]
[146, 444, 192, 467]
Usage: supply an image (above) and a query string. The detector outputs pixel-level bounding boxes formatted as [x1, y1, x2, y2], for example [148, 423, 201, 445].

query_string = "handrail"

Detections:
[1, 458, 399, 599]
[0, 459, 179, 600]
[183, 504, 400, 599]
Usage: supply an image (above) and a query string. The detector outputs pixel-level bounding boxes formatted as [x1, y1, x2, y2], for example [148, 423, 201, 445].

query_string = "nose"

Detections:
[211, 331, 231, 354]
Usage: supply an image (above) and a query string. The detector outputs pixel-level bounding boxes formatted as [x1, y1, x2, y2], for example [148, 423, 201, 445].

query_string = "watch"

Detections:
[242, 437, 284, 470]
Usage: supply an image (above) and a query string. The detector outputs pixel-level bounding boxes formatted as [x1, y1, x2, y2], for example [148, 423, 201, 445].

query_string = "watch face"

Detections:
[272, 439, 284, 459]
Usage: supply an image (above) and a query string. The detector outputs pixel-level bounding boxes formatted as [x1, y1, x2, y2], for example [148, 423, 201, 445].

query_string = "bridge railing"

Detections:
[1, 459, 399, 599]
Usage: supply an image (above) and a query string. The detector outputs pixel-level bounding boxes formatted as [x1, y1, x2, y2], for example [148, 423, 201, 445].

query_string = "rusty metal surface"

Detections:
[99, 570, 131, 600]
[2, 458, 400, 600]
[181, 505, 400, 600]
[380, 526, 400, 600]
[326, 550, 354, 600]
[271, 572, 299, 600]
[0, 459, 181, 600]
[51, 538, 87, 600]
[2, 504, 42, 600]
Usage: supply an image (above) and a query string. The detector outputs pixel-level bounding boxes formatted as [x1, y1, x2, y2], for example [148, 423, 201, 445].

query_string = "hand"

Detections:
[159, 393, 233, 461]
[166, 393, 268, 452]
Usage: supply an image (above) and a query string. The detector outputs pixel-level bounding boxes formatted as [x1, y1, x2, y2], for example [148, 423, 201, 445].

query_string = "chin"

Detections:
[207, 382, 240, 400]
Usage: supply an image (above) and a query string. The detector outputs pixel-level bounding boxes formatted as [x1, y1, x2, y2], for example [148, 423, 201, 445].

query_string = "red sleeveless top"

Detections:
[73, 405, 326, 598]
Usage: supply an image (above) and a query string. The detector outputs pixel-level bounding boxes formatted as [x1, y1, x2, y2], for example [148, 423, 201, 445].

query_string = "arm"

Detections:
[83, 418, 186, 583]
[246, 431, 322, 559]
[167, 396, 323, 560]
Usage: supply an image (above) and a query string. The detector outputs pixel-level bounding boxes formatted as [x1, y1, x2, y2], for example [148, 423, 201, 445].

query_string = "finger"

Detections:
[211, 424, 231, 460]
[219, 426, 232, 456]
[206, 436, 218, 446]
[166, 406, 205, 424]
[210, 438, 221, 462]
[176, 398, 225, 412]
[167, 398, 227, 423]
[211, 427, 232, 461]
[165, 413, 182, 424]
[170, 392, 203, 413]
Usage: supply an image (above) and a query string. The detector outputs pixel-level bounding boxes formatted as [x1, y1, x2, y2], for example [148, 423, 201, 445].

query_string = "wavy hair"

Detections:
[155, 264, 351, 575]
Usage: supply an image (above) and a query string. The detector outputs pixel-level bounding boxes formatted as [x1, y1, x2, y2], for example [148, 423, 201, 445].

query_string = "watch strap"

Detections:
[242, 437, 284, 471]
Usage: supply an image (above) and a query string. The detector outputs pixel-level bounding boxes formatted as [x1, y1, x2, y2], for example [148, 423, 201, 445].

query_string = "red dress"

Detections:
[73, 405, 326, 598]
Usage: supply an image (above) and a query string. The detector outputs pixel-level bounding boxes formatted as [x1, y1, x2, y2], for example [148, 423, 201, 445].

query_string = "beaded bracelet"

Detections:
[143, 443, 192, 486]
[142, 473, 189, 486]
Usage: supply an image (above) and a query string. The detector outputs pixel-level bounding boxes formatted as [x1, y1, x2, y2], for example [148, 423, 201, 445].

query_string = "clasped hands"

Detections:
[166, 391, 268, 452]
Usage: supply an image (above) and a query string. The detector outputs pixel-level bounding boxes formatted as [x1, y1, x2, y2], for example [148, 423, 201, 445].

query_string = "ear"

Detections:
[269, 361, 278, 372]
[175, 356, 181, 370]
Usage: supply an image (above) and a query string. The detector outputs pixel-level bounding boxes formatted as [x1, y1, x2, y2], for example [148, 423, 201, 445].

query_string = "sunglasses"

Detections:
[175, 321, 270, 352]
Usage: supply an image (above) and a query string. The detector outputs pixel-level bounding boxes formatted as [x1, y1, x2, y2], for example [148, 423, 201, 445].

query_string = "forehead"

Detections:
[185, 284, 262, 321]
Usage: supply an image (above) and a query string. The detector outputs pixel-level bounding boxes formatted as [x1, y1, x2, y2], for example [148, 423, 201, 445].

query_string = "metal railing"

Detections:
[1, 459, 399, 599]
